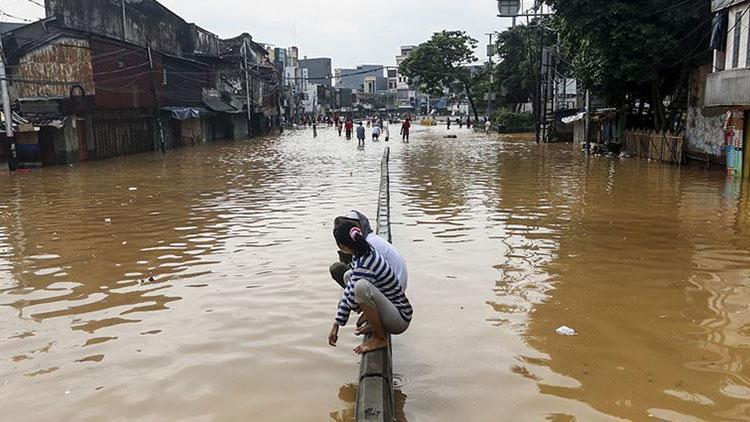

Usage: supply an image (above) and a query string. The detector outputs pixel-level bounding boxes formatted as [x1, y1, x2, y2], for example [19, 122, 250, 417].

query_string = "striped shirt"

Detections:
[334, 250, 413, 327]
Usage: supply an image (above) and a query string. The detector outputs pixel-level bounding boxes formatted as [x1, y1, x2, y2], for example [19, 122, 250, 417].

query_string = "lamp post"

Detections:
[497, 0, 521, 26]
[496, 1, 555, 144]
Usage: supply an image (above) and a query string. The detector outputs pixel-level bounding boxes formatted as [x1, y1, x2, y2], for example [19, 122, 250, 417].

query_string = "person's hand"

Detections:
[328, 324, 339, 347]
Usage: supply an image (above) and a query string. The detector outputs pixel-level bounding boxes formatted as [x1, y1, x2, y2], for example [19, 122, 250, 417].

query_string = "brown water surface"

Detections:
[1, 126, 749, 421]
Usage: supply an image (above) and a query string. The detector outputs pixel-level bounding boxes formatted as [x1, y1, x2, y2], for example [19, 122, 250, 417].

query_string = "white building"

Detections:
[687, 0, 750, 175]
[395, 45, 417, 110]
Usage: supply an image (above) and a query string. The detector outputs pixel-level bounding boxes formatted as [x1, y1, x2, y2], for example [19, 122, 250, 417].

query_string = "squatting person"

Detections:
[327, 217, 413, 354]
[328, 211, 408, 292]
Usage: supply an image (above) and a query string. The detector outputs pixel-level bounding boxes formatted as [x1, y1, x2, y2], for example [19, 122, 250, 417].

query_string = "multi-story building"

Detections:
[387, 69, 398, 92]
[0, 0, 280, 167]
[299, 57, 332, 88]
[335, 65, 387, 93]
[687, 0, 750, 175]
[395, 46, 417, 110]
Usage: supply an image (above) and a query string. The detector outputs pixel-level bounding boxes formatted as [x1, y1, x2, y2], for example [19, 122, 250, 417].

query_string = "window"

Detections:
[733, 11, 742, 68]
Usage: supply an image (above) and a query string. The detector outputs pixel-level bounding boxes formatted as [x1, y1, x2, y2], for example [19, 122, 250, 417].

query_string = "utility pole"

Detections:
[535, 24, 544, 144]
[486, 32, 495, 121]
[0, 35, 17, 171]
[242, 40, 253, 139]
[585, 89, 591, 152]
[147, 46, 166, 153]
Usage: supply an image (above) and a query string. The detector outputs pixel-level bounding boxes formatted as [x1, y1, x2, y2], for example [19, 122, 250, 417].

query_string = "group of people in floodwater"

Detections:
[300, 114, 413, 146]
[446, 116, 493, 132]
[327, 211, 412, 354]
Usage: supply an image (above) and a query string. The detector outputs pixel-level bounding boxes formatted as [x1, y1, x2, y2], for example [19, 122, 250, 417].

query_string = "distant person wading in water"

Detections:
[345, 119, 353, 140]
[327, 217, 413, 354]
[401, 118, 411, 143]
[356, 122, 366, 147]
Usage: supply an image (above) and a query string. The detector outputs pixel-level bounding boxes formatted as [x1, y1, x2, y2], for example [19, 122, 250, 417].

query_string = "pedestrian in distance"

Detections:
[345, 119, 354, 140]
[466, 117, 472, 129]
[372, 125, 381, 142]
[327, 217, 412, 354]
[383, 124, 390, 142]
[458, 118, 463, 129]
[401, 118, 411, 143]
[447, 118, 451, 130]
[356, 122, 366, 147]
[313, 120, 318, 138]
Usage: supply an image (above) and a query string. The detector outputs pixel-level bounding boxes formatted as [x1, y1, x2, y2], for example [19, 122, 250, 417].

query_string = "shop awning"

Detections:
[203, 97, 239, 113]
[562, 111, 586, 124]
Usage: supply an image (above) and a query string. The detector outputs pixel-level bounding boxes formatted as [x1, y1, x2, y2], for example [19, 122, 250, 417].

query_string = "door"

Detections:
[77, 119, 88, 162]
[38, 127, 56, 165]
[744, 111, 750, 179]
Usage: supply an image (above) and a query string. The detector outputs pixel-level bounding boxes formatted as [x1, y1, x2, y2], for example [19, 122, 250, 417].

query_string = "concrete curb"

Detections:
[356, 147, 394, 422]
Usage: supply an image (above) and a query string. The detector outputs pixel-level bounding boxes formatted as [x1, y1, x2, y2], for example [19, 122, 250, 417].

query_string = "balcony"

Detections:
[705, 67, 750, 107]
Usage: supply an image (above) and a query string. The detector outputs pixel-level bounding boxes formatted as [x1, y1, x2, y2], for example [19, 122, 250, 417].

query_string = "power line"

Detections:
[21, 0, 45, 8]
[0, 9, 34, 23]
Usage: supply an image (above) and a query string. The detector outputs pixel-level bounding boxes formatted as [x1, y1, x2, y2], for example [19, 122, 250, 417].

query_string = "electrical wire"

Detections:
[0, 9, 34, 23]
[20, 0, 45, 8]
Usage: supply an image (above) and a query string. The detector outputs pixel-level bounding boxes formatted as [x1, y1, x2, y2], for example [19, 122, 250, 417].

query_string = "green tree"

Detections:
[544, 0, 711, 130]
[494, 24, 547, 112]
[399, 31, 481, 121]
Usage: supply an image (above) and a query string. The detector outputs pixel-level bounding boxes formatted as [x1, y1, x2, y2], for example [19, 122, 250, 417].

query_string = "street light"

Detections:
[496, 0, 521, 17]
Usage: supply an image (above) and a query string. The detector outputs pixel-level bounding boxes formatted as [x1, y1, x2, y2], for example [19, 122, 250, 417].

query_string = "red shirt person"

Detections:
[401, 119, 411, 142]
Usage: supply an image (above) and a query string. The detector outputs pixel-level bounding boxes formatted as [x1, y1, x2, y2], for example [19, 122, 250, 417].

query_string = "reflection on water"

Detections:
[1, 125, 749, 421]
[392, 128, 750, 421]
[0, 130, 387, 421]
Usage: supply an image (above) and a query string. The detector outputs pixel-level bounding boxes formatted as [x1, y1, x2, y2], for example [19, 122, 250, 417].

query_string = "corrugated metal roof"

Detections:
[0, 21, 25, 34]
[712, 0, 749, 12]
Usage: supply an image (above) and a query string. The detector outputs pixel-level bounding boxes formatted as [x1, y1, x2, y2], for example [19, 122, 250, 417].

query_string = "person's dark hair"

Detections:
[333, 217, 371, 257]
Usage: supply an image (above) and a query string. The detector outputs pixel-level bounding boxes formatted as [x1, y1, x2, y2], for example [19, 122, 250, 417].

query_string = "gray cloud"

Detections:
[3, 0, 516, 69]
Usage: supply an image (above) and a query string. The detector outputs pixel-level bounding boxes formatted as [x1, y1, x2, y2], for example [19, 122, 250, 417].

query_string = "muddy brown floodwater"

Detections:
[1, 125, 750, 421]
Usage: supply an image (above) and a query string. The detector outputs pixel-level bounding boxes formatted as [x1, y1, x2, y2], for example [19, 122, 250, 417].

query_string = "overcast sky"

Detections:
[3, 0, 520, 69]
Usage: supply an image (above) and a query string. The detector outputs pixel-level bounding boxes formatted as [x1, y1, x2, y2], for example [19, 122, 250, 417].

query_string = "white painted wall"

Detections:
[724, 3, 750, 70]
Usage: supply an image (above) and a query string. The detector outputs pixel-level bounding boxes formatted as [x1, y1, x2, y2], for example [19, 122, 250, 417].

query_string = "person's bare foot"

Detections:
[355, 325, 373, 336]
[354, 337, 388, 355]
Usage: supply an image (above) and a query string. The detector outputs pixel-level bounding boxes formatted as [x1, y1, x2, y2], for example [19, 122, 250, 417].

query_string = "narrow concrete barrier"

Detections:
[356, 147, 394, 422]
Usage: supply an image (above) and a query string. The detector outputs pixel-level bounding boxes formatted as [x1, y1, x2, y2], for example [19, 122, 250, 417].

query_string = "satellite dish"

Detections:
[497, 0, 521, 16]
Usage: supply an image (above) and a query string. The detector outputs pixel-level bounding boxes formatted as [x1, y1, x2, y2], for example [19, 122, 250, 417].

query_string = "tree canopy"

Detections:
[399, 30, 481, 120]
[544, 0, 711, 129]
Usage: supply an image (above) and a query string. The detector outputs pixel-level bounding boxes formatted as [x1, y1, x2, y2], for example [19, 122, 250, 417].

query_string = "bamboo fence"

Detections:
[624, 130, 684, 165]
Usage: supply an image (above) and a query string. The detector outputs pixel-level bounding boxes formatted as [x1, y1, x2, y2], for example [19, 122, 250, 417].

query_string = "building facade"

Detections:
[687, 0, 750, 174]
[299, 57, 332, 88]
[395, 45, 417, 110]
[0, 0, 280, 167]
[334, 65, 387, 93]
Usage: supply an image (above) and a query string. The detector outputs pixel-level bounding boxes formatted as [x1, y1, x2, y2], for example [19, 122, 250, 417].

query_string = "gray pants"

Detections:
[354, 280, 410, 335]
[329, 262, 350, 289]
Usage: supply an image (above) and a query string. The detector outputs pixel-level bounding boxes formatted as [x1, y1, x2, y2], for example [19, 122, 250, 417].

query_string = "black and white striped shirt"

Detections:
[335, 250, 413, 327]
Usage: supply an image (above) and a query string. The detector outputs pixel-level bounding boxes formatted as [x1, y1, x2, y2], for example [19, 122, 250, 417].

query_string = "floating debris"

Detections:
[556, 326, 577, 336]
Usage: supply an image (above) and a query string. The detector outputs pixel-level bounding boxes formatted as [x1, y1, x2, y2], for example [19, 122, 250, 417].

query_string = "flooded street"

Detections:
[2, 125, 750, 421]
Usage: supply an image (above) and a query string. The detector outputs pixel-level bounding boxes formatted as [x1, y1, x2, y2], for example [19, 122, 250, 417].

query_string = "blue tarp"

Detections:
[162, 107, 205, 120]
